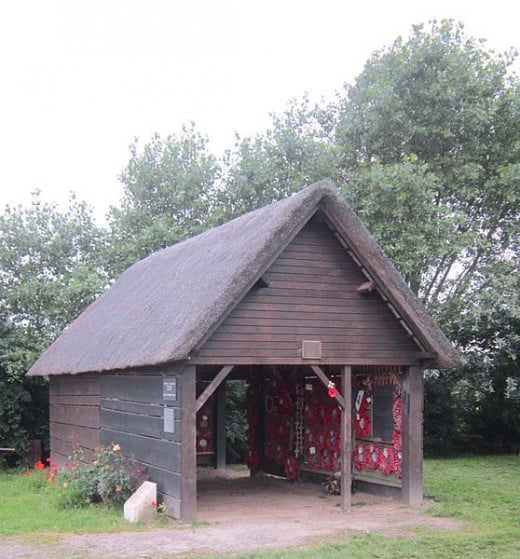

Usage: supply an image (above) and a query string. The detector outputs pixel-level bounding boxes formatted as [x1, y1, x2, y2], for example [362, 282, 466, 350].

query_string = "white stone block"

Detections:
[124, 481, 157, 523]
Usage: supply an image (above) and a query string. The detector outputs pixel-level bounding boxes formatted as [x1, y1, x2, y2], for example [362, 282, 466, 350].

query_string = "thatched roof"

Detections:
[27, 180, 460, 376]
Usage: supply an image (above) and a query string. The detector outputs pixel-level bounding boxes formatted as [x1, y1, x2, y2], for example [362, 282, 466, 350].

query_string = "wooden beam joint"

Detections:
[196, 365, 234, 412]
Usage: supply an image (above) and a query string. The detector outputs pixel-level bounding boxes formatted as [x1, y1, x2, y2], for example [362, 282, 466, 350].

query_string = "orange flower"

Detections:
[115, 484, 121, 492]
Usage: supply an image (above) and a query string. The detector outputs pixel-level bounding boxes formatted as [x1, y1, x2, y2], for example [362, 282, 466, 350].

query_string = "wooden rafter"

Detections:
[196, 365, 234, 412]
[310, 365, 346, 409]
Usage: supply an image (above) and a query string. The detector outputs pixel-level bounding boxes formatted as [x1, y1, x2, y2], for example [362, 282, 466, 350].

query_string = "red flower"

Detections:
[24, 470, 30, 477]
[46, 457, 51, 463]
[34, 460, 45, 470]
[50, 475, 56, 483]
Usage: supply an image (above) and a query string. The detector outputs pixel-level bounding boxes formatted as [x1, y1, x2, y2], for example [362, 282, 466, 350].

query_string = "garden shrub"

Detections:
[58, 443, 148, 508]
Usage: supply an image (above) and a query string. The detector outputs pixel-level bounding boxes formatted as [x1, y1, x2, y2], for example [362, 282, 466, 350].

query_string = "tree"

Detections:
[330, 20, 520, 453]
[219, 96, 340, 219]
[106, 124, 221, 277]
[335, 20, 520, 305]
[0, 193, 107, 456]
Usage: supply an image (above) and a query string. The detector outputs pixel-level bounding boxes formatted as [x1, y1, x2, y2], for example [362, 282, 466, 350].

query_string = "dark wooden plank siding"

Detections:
[195, 222, 420, 365]
[99, 364, 185, 519]
[49, 374, 100, 466]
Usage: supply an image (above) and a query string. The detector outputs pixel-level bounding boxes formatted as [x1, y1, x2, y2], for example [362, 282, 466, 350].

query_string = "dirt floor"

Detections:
[2, 468, 464, 559]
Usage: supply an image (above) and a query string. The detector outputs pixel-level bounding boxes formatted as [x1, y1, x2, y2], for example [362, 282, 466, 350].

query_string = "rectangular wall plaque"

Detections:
[302, 340, 322, 359]
[163, 377, 177, 401]
[163, 407, 175, 433]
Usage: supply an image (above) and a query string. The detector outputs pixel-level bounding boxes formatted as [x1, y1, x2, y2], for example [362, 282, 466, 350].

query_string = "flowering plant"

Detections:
[25, 457, 59, 491]
[58, 443, 147, 509]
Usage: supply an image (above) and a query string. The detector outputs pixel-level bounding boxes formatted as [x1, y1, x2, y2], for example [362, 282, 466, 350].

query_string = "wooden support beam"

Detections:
[401, 366, 424, 506]
[340, 365, 352, 512]
[310, 365, 345, 409]
[180, 364, 197, 522]
[216, 383, 226, 469]
[196, 365, 234, 413]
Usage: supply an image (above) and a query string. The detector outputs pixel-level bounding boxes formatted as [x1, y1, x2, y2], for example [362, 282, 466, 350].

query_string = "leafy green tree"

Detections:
[330, 20, 520, 453]
[0, 193, 107, 456]
[106, 124, 221, 277]
[220, 96, 340, 219]
[335, 20, 520, 306]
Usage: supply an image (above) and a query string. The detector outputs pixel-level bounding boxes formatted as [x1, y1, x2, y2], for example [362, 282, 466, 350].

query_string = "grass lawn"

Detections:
[0, 455, 519, 558]
[0, 469, 140, 536]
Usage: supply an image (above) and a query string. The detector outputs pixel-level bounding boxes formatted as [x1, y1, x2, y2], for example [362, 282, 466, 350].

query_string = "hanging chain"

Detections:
[294, 382, 304, 457]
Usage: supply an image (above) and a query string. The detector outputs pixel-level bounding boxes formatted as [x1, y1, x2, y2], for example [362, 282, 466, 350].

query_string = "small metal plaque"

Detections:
[163, 377, 177, 401]
[163, 407, 175, 433]
[302, 340, 322, 359]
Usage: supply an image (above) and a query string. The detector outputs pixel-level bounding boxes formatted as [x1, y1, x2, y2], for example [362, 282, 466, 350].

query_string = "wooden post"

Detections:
[340, 365, 352, 511]
[180, 364, 197, 522]
[401, 366, 424, 506]
[216, 383, 226, 469]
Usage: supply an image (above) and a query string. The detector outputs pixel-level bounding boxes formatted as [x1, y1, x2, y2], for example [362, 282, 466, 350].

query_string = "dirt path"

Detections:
[2, 473, 464, 558]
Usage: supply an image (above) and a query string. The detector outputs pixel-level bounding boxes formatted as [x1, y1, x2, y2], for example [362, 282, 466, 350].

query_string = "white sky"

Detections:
[1, 0, 519, 221]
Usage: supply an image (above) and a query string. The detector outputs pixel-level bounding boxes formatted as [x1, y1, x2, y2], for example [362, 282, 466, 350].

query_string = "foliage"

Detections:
[330, 20, 520, 454]
[106, 124, 221, 277]
[0, 193, 107, 457]
[219, 96, 339, 220]
[24, 458, 59, 490]
[59, 443, 148, 508]
[225, 380, 249, 463]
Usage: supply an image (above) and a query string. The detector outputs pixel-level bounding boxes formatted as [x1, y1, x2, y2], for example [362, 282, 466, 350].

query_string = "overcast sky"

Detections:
[1, 0, 519, 220]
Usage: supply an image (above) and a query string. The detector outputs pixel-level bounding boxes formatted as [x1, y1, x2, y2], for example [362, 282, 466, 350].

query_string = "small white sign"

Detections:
[164, 407, 175, 433]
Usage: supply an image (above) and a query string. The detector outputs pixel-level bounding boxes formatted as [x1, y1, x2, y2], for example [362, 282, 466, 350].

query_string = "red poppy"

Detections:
[34, 460, 45, 470]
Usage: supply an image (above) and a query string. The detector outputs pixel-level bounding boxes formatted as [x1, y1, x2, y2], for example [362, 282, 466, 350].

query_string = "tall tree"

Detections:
[220, 96, 339, 219]
[331, 20, 520, 453]
[107, 124, 220, 277]
[0, 193, 107, 454]
[334, 20, 520, 310]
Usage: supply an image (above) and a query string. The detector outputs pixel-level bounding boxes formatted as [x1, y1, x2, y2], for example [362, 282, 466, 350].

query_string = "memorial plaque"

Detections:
[163, 377, 177, 401]
[163, 407, 175, 433]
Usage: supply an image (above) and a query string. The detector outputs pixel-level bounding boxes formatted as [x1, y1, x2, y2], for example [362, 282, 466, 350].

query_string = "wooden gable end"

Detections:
[193, 221, 421, 365]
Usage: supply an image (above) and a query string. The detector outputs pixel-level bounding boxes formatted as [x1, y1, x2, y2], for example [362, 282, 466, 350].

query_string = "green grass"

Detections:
[0, 470, 140, 536]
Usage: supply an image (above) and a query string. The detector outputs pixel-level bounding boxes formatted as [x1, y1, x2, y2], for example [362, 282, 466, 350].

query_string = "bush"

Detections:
[58, 443, 148, 508]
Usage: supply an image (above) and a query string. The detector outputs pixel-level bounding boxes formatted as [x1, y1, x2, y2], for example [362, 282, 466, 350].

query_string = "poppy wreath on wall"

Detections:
[354, 411, 371, 438]
[353, 443, 366, 470]
[378, 446, 396, 475]
[354, 388, 371, 439]
[365, 443, 380, 470]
